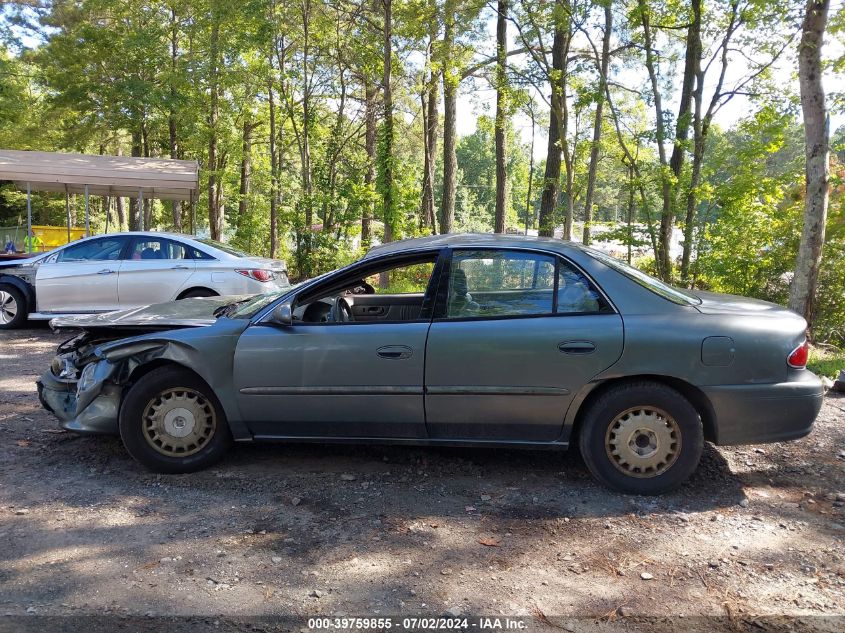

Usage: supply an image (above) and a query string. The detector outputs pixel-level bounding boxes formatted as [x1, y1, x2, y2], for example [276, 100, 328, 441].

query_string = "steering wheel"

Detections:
[329, 296, 354, 323]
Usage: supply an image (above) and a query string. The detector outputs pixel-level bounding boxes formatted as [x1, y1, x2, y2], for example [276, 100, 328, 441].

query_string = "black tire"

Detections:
[119, 366, 232, 473]
[578, 381, 703, 495]
[179, 288, 218, 299]
[0, 284, 28, 330]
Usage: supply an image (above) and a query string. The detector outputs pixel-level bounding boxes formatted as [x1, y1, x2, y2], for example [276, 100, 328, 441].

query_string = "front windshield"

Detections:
[586, 248, 701, 306]
[225, 291, 290, 319]
[197, 238, 250, 258]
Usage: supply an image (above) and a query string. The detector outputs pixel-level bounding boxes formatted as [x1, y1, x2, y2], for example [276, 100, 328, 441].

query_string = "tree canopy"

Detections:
[0, 0, 843, 341]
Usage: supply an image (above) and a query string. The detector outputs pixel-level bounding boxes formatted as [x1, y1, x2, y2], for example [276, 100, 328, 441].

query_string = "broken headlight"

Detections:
[51, 355, 79, 379]
[78, 362, 98, 392]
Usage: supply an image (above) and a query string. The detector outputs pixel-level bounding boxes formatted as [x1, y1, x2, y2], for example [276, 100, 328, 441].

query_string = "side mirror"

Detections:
[271, 302, 293, 326]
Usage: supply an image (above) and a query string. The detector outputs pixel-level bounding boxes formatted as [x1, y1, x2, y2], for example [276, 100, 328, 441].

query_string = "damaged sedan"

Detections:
[38, 234, 824, 495]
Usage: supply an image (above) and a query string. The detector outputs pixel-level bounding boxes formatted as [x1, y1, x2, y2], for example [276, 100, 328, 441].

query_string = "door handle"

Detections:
[97, 269, 114, 275]
[376, 345, 412, 360]
[559, 341, 596, 355]
[171, 265, 190, 270]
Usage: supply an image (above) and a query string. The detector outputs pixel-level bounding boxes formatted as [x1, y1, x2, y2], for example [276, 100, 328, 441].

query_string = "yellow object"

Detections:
[28, 225, 87, 251]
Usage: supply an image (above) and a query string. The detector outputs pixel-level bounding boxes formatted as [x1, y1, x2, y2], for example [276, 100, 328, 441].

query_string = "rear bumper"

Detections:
[702, 371, 824, 446]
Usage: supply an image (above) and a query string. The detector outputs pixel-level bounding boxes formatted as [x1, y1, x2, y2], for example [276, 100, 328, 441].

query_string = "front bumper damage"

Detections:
[37, 359, 122, 435]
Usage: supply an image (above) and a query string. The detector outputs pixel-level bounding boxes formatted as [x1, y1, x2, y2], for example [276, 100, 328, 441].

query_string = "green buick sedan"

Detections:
[38, 234, 823, 495]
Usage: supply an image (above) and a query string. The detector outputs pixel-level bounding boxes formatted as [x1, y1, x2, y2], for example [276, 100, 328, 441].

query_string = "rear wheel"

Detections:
[578, 381, 703, 495]
[119, 366, 232, 473]
[0, 284, 27, 330]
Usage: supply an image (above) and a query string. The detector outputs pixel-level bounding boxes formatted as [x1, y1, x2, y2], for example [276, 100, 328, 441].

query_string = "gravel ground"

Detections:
[1, 326, 844, 632]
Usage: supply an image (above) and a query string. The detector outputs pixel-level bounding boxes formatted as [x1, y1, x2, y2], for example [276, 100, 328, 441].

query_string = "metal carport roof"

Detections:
[0, 149, 199, 252]
[0, 149, 198, 201]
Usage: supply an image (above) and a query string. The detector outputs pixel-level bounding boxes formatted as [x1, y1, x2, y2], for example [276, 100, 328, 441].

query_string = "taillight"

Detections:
[787, 340, 808, 369]
[236, 269, 275, 282]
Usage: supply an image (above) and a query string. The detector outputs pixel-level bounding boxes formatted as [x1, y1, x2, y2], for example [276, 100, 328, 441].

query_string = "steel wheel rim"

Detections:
[605, 406, 681, 478]
[142, 387, 216, 457]
[0, 291, 18, 324]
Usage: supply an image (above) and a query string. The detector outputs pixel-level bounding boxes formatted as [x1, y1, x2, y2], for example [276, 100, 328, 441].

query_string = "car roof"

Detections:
[363, 232, 582, 259]
[49, 231, 241, 258]
[85, 231, 199, 241]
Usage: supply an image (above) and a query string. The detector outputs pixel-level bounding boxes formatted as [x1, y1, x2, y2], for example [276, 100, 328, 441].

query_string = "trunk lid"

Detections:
[692, 290, 804, 321]
[242, 256, 288, 276]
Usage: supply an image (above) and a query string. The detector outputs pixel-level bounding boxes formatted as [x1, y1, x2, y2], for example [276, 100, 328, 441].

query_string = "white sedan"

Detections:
[0, 231, 289, 329]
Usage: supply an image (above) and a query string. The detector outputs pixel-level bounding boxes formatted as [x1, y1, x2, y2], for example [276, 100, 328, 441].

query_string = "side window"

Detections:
[363, 261, 435, 294]
[295, 256, 439, 323]
[557, 260, 608, 314]
[57, 237, 126, 262]
[447, 250, 556, 318]
[128, 238, 188, 260]
[189, 247, 215, 260]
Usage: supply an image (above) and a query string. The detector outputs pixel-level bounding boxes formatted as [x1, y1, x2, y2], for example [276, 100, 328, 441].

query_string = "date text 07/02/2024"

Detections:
[307, 617, 528, 630]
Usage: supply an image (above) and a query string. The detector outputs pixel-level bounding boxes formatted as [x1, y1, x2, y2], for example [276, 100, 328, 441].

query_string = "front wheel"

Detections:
[578, 381, 703, 495]
[119, 366, 232, 473]
[0, 284, 27, 330]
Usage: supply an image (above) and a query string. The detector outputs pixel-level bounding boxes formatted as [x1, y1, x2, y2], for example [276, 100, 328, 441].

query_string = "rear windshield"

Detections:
[586, 249, 701, 306]
[197, 238, 249, 258]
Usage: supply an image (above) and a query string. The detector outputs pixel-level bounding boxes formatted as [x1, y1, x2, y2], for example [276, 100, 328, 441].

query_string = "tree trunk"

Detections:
[129, 129, 142, 231]
[638, 0, 671, 279]
[440, 1, 457, 234]
[789, 0, 831, 323]
[116, 197, 125, 230]
[680, 1, 739, 283]
[169, 5, 182, 232]
[207, 13, 223, 240]
[669, 0, 701, 184]
[680, 40, 705, 283]
[381, 0, 394, 244]
[237, 118, 255, 230]
[626, 161, 634, 264]
[115, 146, 125, 230]
[300, 0, 314, 273]
[582, 3, 612, 246]
[268, 71, 279, 257]
[537, 24, 566, 238]
[493, 0, 508, 234]
[420, 20, 438, 234]
[362, 80, 377, 248]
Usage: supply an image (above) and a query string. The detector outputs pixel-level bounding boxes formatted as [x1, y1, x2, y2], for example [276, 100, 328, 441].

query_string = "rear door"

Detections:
[118, 236, 197, 308]
[424, 248, 624, 442]
[35, 236, 128, 312]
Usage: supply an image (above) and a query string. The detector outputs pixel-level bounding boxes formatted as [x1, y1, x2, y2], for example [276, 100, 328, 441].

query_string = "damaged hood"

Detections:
[50, 296, 251, 331]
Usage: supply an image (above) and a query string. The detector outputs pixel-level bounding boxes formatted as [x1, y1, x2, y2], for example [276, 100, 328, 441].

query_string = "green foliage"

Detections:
[1, 0, 844, 349]
[695, 109, 804, 301]
[807, 345, 845, 381]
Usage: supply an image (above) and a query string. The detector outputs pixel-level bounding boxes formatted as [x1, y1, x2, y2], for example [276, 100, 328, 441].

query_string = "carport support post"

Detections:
[191, 192, 196, 235]
[84, 185, 90, 237]
[138, 188, 144, 232]
[65, 187, 71, 243]
[26, 182, 32, 254]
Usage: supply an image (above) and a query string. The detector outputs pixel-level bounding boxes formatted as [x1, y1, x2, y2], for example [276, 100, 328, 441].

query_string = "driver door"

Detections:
[232, 252, 443, 439]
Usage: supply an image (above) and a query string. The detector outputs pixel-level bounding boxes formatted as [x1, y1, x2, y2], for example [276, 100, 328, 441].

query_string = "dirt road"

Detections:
[1, 327, 844, 632]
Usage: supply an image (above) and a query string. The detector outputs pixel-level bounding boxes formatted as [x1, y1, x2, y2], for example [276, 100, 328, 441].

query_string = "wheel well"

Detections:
[570, 375, 717, 444]
[0, 276, 35, 311]
[176, 287, 219, 299]
[127, 359, 205, 388]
